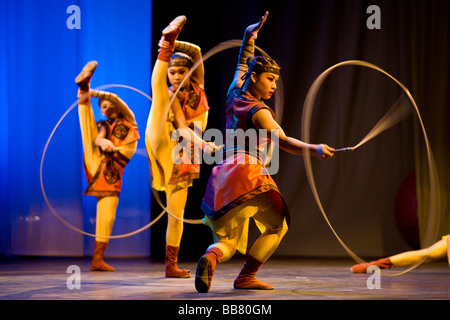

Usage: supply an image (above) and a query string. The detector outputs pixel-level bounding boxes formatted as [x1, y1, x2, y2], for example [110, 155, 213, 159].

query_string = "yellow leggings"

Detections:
[208, 194, 288, 263]
[146, 59, 170, 154]
[146, 58, 189, 248]
[165, 184, 188, 247]
[390, 236, 449, 267]
[78, 100, 136, 243]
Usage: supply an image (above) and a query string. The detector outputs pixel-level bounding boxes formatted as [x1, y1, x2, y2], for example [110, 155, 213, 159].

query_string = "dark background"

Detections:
[150, 0, 450, 261]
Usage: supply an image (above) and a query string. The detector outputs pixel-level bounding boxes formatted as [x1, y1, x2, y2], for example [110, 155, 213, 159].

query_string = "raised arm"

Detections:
[228, 12, 269, 95]
[90, 90, 137, 126]
[174, 40, 205, 89]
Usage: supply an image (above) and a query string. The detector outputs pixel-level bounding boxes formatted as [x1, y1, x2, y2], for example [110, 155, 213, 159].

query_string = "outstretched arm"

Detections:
[252, 108, 334, 160]
[228, 11, 269, 95]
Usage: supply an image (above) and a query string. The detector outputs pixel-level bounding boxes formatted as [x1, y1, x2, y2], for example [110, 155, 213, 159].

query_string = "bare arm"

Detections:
[171, 98, 217, 153]
[95, 125, 118, 152]
[252, 108, 334, 160]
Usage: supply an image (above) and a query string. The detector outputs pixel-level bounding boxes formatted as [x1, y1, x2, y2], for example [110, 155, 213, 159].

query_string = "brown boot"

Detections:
[351, 257, 393, 273]
[195, 247, 223, 293]
[233, 255, 274, 290]
[75, 61, 98, 91]
[90, 241, 115, 272]
[157, 15, 186, 62]
[165, 245, 190, 278]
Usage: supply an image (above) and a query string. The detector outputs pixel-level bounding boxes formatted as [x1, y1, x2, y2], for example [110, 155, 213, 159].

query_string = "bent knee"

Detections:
[266, 218, 289, 237]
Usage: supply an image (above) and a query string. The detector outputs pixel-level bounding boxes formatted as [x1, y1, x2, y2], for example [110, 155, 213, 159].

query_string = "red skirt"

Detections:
[201, 152, 289, 223]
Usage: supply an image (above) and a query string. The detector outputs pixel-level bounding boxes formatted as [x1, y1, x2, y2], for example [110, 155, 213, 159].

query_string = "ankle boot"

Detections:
[75, 61, 98, 91]
[157, 15, 186, 62]
[233, 255, 274, 290]
[165, 245, 190, 278]
[90, 241, 115, 271]
[195, 247, 223, 293]
[351, 257, 393, 273]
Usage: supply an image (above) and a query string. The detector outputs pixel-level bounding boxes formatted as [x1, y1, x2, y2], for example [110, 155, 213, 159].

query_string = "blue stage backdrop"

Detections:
[0, 0, 153, 257]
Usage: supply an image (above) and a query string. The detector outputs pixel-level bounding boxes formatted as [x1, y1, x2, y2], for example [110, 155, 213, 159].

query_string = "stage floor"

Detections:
[0, 257, 448, 301]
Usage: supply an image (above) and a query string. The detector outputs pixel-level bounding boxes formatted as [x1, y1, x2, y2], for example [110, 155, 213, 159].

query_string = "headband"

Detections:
[241, 65, 281, 80]
[168, 58, 193, 69]
[252, 65, 281, 75]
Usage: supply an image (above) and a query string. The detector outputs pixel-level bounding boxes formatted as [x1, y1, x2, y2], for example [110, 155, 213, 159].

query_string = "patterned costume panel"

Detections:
[147, 81, 209, 190]
[83, 118, 139, 197]
[201, 89, 289, 221]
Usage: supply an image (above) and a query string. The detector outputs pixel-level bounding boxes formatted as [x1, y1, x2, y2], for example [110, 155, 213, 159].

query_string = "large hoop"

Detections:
[301, 60, 440, 274]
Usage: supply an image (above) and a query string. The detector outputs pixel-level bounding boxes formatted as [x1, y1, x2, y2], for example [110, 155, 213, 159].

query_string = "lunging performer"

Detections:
[76, 61, 139, 271]
[195, 12, 334, 293]
[145, 16, 219, 278]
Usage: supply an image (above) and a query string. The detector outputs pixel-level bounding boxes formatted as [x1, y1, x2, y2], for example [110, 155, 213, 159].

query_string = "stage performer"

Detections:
[351, 234, 449, 273]
[76, 61, 139, 271]
[145, 16, 220, 278]
[194, 12, 335, 293]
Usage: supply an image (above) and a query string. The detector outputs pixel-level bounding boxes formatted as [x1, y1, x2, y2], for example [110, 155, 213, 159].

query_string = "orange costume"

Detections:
[146, 71, 209, 192]
[76, 61, 139, 272]
[84, 118, 139, 197]
[166, 81, 209, 185]
[195, 12, 335, 293]
[201, 88, 289, 227]
[145, 16, 216, 278]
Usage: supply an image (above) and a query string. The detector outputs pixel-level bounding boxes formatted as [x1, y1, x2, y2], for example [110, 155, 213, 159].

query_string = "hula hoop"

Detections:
[301, 60, 440, 275]
[40, 84, 169, 239]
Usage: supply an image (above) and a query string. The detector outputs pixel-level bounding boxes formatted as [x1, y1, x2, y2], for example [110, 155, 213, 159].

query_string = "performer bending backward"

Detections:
[76, 61, 139, 271]
[145, 16, 220, 278]
[351, 234, 449, 273]
[194, 12, 335, 293]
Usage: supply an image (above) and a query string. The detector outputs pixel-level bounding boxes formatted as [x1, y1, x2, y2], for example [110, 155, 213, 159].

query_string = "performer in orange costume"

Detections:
[145, 16, 219, 278]
[76, 61, 139, 271]
[195, 12, 334, 293]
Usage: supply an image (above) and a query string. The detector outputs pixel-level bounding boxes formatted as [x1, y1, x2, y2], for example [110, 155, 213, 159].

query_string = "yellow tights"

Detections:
[208, 195, 288, 263]
[79, 100, 135, 244]
[165, 184, 188, 247]
[390, 237, 448, 267]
